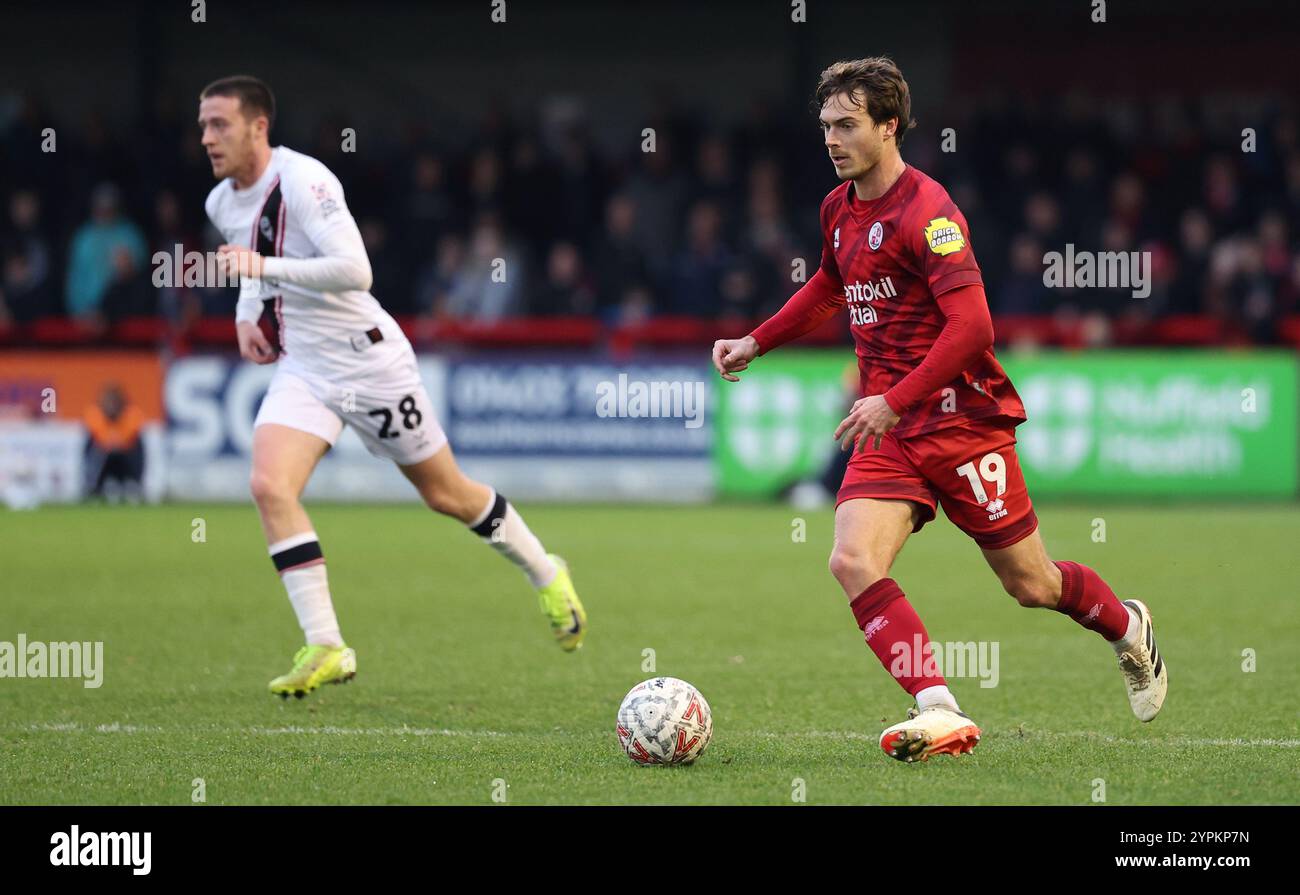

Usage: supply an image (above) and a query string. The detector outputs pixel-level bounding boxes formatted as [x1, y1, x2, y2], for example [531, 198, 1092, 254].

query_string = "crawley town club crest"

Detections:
[869, 221, 884, 250]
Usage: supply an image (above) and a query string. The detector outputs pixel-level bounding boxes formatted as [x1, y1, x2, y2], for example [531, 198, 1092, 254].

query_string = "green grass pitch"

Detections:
[1, 502, 1296, 805]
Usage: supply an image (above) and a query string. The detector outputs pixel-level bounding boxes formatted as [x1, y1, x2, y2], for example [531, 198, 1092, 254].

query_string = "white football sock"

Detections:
[915, 684, 960, 712]
[269, 531, 343, 647]
[469, 490, 558, 588]
[1112, 605, 1141, 654]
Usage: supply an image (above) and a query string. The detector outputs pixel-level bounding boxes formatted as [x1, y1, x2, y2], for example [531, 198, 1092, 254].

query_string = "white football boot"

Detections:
[1116, 599, 1167, 722]
[879, 704, 981, 763]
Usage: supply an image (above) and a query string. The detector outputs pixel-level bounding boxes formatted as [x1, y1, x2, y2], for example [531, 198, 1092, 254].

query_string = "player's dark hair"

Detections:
[200, 75, 276, 131]
[814, 57, 917, 148]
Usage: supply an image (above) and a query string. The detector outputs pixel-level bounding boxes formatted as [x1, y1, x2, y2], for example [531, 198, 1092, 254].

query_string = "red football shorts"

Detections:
[836, 417, 1038, 550]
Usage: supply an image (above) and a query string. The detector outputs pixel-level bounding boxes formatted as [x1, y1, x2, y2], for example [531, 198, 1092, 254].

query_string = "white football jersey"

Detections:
[204, 145, 409, 380]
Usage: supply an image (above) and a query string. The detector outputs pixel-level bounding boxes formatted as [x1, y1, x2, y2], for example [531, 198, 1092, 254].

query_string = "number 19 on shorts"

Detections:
[955, 452, 1006, 505]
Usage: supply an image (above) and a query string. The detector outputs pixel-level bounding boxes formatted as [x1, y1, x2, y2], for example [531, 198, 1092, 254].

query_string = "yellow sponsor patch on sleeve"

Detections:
[923, 217, 966, 256]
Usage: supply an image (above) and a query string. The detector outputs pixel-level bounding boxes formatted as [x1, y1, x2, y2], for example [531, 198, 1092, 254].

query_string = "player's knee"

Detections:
[415, 473, 476, 518]
[418, 484, 462, 517]
[249, 469, 294, 509]
[828, 547, 887, 591]
[1003, 573, 1057, 608]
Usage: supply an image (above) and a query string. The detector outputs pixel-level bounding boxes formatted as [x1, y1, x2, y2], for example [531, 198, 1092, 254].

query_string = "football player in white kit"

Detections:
[199, 76, 587, 698]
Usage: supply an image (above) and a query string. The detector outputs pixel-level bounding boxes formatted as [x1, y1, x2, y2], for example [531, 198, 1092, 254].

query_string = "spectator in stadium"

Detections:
[717, 262, 763, 323]
[151, 188, 202, 332]
[100, 243, 154, 321]
[1285, 153, 1300, 221]
[743, 159, 798, 269]
[64, 183, 147, 322]
[1107, 172, 1155, 246]
[1023, 192, 1066, 249]
[1279, 256, 1300, 319]
[997, 143, 1043, 225]
[83, 383, 145, 503]
[359, 217, 409, 313]
[995, 234, 1047, 317]
[692, 134, 741, 230]
[414, 232, 467, 316]
[671, 200, 731, 316]
[551, 123, 609, 244]
[1093, 219, 1144, 316]
[404, 151, 456, 263]
[1202, 156, 1251, 235]
[466, 148, 506, 222]
[741, 164, 801, 314]
[531, 241, 596, 316]
[1212, 236, 1278, 342]
[1258, 211, 1291, 283]
[0, 189, 54, 324]
[624, 138, 689, 281]
[435, 214, 524, 321]
[589, 194, 655, 323]
[615, 285, 656, 325]
[504, 138, 564, 250]
[1060, 149, 1107, 246]
[1169, 208, 1215, 314]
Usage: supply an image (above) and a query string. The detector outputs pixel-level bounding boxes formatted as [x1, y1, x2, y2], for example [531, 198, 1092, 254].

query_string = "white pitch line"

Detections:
[786, 729, 1300, 748]
[24, 722, 164, 734]
[18, 722, 1300, 748]
[245, 725, 511, 738]
[21, 722, 516, 738]
[1052, 730, 1300, 748]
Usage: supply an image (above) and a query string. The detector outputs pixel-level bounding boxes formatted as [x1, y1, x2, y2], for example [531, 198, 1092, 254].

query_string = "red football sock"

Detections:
[1053, 561, 1130, 642]
[849, 578, 947, 696]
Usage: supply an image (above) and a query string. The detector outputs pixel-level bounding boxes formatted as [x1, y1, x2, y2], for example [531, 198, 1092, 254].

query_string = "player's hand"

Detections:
[216, 244, 265, 279]
[712, 335, 758, 382]
[236, 320, 277, 365]
[833, 394, 901, 452]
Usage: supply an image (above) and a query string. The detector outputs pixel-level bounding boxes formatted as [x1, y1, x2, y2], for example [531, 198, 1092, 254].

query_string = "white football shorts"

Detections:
[253, 354, 447, 466]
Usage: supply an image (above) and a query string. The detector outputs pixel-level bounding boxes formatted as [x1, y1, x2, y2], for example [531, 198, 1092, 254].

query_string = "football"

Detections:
[616, 677, 713, 765]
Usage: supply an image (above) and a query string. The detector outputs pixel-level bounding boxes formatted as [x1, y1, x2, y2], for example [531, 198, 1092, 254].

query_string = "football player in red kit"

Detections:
[712, 57, 1167, 762]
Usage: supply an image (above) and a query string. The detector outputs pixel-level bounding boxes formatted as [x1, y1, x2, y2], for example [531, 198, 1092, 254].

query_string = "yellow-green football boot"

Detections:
[269, 644, 357, 699]
[537, 554, 587, 651]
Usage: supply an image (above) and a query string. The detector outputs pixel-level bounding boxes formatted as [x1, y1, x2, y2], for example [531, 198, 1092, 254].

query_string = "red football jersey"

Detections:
[818, 165, 1025, 438]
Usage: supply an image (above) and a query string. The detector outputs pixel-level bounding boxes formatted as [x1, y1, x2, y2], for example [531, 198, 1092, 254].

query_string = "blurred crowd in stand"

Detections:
[1, 89, 1296, 345]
